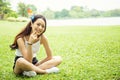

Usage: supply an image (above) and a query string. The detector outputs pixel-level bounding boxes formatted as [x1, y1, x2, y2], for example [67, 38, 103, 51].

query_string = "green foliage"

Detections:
[0, 0, 18, 19]
[17, 2, 37, 17]
[41, 6, 120, 19]
[110, 9, 120, 16]
[0, 21, 120, 80]
[17, 2, 28, 17]
[1, 1, 120, 19]
[89, 9, 101, 17]
[42, 8, 55, 19]
[0, 0, 10, 14]
[69, 6, 84, 18]
[55, 9, 70, 19]
[5, 11, 18, 18]
[0, 0, 11, 19]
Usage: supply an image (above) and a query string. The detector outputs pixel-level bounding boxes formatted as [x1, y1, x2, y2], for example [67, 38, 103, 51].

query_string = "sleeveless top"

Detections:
[15, 37, 40, 57]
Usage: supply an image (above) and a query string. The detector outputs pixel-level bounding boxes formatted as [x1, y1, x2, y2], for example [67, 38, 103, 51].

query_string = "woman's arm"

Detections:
[17, 38, 33, 63]
[38, 34, 53, 64]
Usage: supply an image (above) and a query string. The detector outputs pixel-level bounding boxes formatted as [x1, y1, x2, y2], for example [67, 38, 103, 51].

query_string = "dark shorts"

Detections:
[13, 56, 38, 69]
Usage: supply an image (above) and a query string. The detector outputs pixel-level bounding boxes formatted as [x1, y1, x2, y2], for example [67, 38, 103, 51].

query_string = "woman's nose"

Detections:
[39, 25, 42, 30]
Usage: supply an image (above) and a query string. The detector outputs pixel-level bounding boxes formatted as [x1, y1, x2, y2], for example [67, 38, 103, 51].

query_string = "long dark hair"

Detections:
[10, 14, 47, 50]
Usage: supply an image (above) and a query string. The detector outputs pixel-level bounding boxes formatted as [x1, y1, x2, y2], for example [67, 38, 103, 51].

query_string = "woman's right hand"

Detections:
[28, 31, 38, 44]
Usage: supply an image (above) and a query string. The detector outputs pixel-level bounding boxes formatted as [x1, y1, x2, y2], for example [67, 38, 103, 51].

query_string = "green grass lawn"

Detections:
[0, 20, 120, 80]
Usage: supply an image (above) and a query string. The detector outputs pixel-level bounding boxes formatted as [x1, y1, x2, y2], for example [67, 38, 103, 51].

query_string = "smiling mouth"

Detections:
[36, 30, 42, 34]
[36, 31, 42, 37]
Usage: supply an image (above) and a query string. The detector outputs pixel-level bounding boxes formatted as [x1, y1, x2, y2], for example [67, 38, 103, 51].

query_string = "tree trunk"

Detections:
[0, 14, 4, 20]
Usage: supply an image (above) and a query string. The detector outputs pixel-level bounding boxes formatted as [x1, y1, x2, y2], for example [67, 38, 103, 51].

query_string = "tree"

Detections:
[42, 8, 55, 19]
[0, 0, 11, 19]
[56, 9, 69, 19]
[89, 9, 100, 17]
[110, 9, 120, 16]
[17, 2, 28, 17]
[17, 2, 37, 17]
[69, 6, 89, 18]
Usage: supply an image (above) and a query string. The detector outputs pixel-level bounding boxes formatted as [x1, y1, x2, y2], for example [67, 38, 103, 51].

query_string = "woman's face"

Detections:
[31, 18, 45, 36]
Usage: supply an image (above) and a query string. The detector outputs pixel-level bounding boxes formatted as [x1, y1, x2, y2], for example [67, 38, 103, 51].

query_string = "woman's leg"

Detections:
[14, 58, 46, 74]
[36, 56, 62, 70]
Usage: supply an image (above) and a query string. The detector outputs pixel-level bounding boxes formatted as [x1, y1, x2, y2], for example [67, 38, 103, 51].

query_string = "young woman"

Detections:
[10, 14, 62, 77]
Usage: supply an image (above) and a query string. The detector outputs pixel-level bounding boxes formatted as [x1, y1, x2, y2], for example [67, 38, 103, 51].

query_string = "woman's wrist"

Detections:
[27, 42, 32, 45]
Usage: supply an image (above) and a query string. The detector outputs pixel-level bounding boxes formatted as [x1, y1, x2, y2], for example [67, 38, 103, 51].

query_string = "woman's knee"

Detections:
[16, 58, 25, 66]
[14, 58, 25, 74]
[53, 56, 62, 64]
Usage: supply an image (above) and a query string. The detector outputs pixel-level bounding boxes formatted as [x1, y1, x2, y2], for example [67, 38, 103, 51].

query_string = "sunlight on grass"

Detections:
[0, 21, 120, 80]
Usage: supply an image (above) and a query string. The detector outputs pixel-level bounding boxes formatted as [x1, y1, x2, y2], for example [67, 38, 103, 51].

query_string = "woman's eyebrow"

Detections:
[38, 22, 45, 26]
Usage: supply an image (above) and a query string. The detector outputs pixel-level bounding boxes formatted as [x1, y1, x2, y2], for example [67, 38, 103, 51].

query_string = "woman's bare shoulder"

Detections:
[17, 37, 25, 44]
[40, 34, 48, 44]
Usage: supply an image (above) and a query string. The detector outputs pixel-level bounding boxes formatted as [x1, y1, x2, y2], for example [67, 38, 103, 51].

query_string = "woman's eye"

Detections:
[37, 23, 41, 26]
[37, 23, 45, 28]
[42, 25, 45, 28]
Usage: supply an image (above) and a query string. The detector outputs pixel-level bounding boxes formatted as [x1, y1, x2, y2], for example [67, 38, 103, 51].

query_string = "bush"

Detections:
[6, 17, 28, 22]
[16, 17, 28, 22]
[7, 17, 16, 22]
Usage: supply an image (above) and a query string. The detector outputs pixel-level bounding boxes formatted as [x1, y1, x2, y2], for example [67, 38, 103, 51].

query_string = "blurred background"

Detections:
[0, 0, 120, 26]
[0, 1, 120, 79]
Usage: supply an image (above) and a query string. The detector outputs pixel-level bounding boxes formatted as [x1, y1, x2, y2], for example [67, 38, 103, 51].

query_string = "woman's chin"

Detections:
[37, 32, 42, 35]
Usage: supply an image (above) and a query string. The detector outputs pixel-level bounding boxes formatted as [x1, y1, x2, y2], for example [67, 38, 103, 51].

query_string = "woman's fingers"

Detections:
[33, 31, 40, 38]
[32, 31, 39, 39]
[29, 31, 39, 43]
[32, 31, 37, 35]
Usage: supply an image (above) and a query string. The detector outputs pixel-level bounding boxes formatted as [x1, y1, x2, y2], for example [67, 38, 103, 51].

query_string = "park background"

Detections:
[0, 0, 120, 80]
